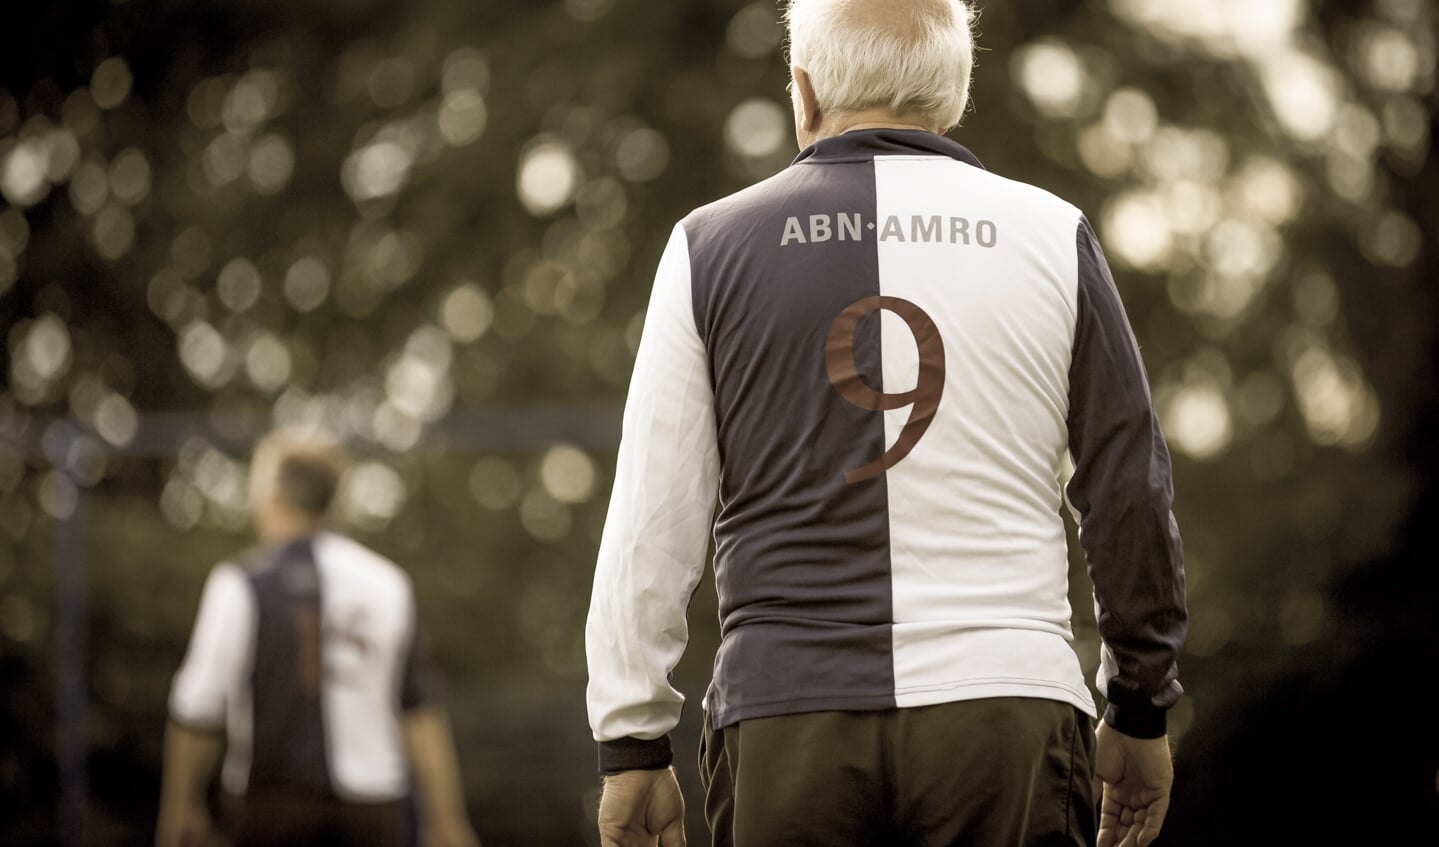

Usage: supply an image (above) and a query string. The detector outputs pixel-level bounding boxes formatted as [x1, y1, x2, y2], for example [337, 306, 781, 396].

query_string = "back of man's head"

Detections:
[249, 426, 349, 530]
[786, 0, 976, 131]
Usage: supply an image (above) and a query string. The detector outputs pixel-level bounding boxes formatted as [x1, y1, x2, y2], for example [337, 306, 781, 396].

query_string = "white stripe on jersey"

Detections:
[872, 155, 1094, 715]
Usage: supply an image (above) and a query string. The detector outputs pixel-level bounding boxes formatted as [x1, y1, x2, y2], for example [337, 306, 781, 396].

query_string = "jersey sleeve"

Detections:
[1065, 216, 1188, 739]
[584, 222, 721, 773]
[400, 589, 443, 711]
[169, 563, 255, 730]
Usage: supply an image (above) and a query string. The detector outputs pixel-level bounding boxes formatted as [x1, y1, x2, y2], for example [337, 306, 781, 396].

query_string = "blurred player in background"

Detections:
[585, 1, 1188, 846]
[156, 427, 480, 847]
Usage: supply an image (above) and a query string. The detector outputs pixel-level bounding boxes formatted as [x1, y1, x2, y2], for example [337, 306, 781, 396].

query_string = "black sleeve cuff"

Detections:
[168, 712, 226, 734]
[1102, 702, 1167, 739]
[597, 735, 673, 774]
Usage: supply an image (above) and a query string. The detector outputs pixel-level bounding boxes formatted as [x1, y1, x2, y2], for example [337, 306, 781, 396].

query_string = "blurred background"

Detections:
[1, 0, 1436, 844]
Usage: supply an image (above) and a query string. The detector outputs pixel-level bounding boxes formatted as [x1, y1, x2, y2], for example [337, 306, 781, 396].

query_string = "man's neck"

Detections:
[257, 512, 324, 545]
[817, 108, 940, 142]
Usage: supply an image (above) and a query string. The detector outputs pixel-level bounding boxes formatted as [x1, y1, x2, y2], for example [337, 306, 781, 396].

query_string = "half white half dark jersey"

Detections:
[585, 129, 1187, 773]
[169, 532, 439, 800]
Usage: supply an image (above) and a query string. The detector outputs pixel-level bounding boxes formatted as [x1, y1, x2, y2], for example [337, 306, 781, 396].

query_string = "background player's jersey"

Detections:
[586, 129, 1186, 773]
[169, 532, 437, 801]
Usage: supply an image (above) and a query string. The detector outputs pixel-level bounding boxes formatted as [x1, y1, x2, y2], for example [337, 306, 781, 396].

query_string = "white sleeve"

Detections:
[168, 564, 255, 729]
[585, 222, 720, 747]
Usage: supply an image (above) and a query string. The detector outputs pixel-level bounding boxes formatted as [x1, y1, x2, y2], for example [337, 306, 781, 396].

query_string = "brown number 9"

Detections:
[825, 295, 946, 484]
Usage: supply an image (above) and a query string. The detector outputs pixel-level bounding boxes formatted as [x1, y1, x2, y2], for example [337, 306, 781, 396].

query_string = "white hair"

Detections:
[786, 0, 977, 130]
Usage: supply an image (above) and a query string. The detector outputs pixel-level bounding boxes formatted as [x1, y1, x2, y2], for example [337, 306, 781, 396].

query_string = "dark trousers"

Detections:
[699, 698, 1096, 847]
[220, 792, 407, 847]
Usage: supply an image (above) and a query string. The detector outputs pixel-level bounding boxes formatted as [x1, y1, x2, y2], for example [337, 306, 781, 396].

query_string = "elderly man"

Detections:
[585, 1, 1188, 846]
[157, 427, 480, 847]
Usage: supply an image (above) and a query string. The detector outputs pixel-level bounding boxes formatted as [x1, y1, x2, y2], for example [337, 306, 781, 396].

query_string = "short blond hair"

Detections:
[786, 0, 977, 130]
[249, 426, 350, 518]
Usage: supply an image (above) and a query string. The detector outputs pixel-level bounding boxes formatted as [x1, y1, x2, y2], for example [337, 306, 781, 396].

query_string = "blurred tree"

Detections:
[1, 0, 1435, 844]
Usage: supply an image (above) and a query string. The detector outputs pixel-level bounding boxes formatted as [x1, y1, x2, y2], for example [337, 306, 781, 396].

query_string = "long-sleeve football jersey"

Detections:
[585, 128, 1187, 773]
[170, 532, 439, 800]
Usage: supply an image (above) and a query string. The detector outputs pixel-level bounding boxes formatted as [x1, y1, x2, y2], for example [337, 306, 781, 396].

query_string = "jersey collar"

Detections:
[793, 128, 986, 169]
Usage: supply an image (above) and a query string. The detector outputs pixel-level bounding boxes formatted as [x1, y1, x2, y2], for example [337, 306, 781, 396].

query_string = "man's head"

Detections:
[248, 426, 349, 542]
[784, 0, 976, 147]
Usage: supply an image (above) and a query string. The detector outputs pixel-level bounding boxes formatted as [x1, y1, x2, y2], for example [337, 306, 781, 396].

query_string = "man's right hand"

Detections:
[1093, 721, 1174, 847]
[597, 767, 686, 847]
[154, 802, 211, 847]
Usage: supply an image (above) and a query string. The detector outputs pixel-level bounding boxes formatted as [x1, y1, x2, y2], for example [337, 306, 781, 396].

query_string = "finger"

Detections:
[1136, 800, 1168, 846]
[659, 820, 687, 847]
[1116, 822, 1139, 847]
[1118, 806, 1149, 847]
[1096, 791, 1117, 847]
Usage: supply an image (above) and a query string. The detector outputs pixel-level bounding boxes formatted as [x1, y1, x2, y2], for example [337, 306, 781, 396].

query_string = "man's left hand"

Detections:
[597, 767, 686, 847]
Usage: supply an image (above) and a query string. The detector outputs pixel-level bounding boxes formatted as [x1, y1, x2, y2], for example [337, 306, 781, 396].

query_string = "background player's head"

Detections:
[248, 426, 350, 542]
[784, 0, 976, 147]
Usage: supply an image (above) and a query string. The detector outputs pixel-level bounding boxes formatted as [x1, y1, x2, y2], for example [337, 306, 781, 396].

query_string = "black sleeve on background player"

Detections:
[400, 616, 444, 711]
[1066, 216, 1188, 740]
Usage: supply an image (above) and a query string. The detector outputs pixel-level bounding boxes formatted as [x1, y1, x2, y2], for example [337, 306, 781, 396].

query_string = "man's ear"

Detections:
[792, 66, 822, 135]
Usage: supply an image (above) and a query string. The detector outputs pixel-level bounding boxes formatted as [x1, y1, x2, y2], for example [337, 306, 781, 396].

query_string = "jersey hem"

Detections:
[706, 678, 1097, 730]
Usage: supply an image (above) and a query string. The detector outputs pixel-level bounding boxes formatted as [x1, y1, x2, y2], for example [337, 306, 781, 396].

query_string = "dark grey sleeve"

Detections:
[1066, 216, 1187, 739]
[400, 612, 444, 712]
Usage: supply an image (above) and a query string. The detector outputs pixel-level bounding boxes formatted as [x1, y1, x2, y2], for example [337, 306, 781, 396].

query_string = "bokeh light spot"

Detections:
[1103, 88, 1158, 144]
[92, 206, 136, 261]
[19, 314, 73, 384]
[1013, 41, 1086, 118]
[1101, 192, 1173, 271]
[245, 333, 293, 394]
[108, 147, 152, 206]
[217, 258, 263, 312]
[94, 393, 139, 448]
[440, 283, 494, 344]
[0, 595, 38, 643]
[38, 470, 79, 520]
[520, 489, 571, 542]
[1161, 381, 1233, 461]
[517, 140, 580, 217]
[564, 0, 615, 22]
[469, 457, 521, 510]
[614, 128, 669, 183]
[441, 48, 490, 95]
[342, 460, 408, 529]
[1360, 210, 1421, 268]
[68, 160, 109, 215]
[539, 444, 597, 504]
[1260, 50, 1341, 142]
[178, 320, 233, 388]
[284, 256, 332, 313]
[1, 138, 50, 207]
[724, 98, 787, 159]
[248, 133, 295, 195]
[342, 141, 415, 203]
[438, 90, 488, 147]
[727, 3, 784, 59]
[90, 57, 133, 110]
